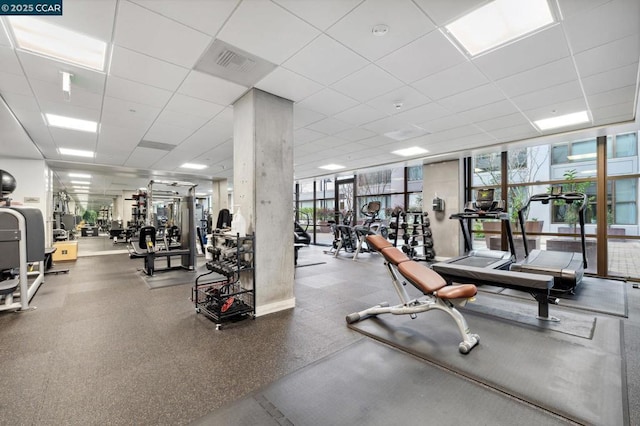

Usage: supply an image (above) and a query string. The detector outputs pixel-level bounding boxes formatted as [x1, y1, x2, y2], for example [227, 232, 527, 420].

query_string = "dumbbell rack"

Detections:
[192, 232, 255, 329]
[389, 210, 435, 262]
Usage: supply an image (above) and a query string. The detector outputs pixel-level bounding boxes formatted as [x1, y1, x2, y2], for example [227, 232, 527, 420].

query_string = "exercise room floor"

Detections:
[1, 237, 639, 425]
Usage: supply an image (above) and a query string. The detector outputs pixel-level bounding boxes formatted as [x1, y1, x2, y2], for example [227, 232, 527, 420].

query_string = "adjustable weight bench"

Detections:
[346, 234, 479, 354]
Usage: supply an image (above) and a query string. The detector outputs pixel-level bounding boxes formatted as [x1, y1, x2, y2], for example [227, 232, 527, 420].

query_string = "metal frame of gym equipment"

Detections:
[511, 189, 588, 293]
[128, 180, 197, 276]
[0, 207, 46, 311]
[347, 234, 480, 354]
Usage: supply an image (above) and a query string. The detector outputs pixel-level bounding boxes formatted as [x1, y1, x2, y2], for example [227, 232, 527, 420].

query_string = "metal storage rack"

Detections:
[192, 232, 255, 329]
[389, 210, 435, 262]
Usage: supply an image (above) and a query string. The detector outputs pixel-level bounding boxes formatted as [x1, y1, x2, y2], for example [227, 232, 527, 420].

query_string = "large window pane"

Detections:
[614, 133, 637, 158]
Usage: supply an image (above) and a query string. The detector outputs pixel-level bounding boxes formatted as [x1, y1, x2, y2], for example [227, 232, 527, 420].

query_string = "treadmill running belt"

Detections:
[455, 255, 506, 268]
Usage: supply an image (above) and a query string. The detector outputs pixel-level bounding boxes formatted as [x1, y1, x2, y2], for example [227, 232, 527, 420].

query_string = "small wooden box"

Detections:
[52, 241, 78, 261]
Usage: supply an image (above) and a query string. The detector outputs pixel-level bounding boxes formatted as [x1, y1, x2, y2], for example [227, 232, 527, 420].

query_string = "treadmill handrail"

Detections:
[517, 191, 588, 269]
[449, 211, 516, 260]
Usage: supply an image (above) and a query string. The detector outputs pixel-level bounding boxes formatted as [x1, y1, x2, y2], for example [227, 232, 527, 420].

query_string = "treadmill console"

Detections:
[464, 188, 505, 213]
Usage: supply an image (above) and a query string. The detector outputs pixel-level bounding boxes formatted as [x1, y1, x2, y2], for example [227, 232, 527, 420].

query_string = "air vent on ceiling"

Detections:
[195, 39, 277, 87]
[137, 140, 176, 151]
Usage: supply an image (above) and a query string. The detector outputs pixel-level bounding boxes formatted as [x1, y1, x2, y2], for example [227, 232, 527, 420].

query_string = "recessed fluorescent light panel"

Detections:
[69, 173, 91, 178]
[58, 148, 95, 158]
[534, 111, 590, 131]
[45, 113, 97, 133]
[445, 0, 554, 56]
[70, 180, 90, 185]
[8, 17, 107, 71]
[318, 164, 345, 171]
[392, 147, 429, 157]
[180, 163, 207, 170]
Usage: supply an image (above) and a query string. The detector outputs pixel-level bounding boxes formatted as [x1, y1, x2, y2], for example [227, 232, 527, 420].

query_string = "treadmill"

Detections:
[509, 187, 587, 293]
[442, 188, 516, 270]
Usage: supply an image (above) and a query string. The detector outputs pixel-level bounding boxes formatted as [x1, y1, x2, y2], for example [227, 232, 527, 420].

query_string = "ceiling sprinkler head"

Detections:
[394, 102, 403, 110]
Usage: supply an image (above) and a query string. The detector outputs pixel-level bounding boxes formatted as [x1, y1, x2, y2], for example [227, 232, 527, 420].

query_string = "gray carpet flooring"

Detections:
[1, 244, 639, 425]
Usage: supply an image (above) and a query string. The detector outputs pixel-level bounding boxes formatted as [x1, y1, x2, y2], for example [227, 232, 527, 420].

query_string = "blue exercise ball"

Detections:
[1, 170, 17, 196]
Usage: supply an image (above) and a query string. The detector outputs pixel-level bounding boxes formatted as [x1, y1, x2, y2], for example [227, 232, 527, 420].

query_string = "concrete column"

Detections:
[423, 160, 461, 259]
[211, 179, 228, 216]
[233, 88, 294, 316]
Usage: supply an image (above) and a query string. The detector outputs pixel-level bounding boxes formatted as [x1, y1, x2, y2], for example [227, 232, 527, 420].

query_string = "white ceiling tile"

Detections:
[436, 84, 506, 113]
[327, 0, 435, 61]
[333, 103, 388, 126]
[109, 46, 190, 91]
[412, 0, 485, 25]
[361, 115, 408, 134]
[294, 128, 325, 144]
[98, 124, 146, 154]
[217, 0, 320, 65]
[155, 108, 210, 131]
[419, 114, 467, 132]
[178, 70, 247, 105]
[0, 47, 22, 75]
[114, 1, 212, 68]
[456, 100, 520, 124]
[306, 117, 352, 135]
[472, 25, 570, 81]
[489, 124, 541, 142]
[255, 67, 323, 102]
[105, 76, 173, 108]
[101, 96, 161, 130]
[557, 0, 612, 19]
[573, 35, 640, 78]
[282, 34, 368, 86]
[0, 21, 11, 47]
[39, 100, 100, 122]
[331, 64, 404, 102]
[273, 0, 361, 30]
[334, 127, 378, 142]
[412, 61, 488, 101]
[587, 86, 636, 110]
[563, 0, 639, 54]
[17, 51, 106, 93]
[165, 94, 226, 119]
[0, 71, 32, 96]
[495, 57, 578, 98]
[296, 88, 359, 116]
[582, 63, 639, 95]
[49, 0, 117, 41]
[130, 0, 240, 36]
[49, 127, 98, 150]
[0, 99, 42, 159]
[143, 122, 194, 145]
[294, 106, 326, 128]
[591, 102, 635, 124]
[393, 102, 451, 125]
[510, 80, 583, 112]
[31, 78, 103, 109]
[474, 113, 532, 132]
[125, 146, 168, 168]
[522, 97, 588, 122]
[366, 85, 431, 115]
[377, 30, 466, 83]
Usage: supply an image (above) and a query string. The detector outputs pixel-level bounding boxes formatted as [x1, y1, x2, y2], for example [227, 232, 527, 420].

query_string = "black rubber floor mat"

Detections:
[191, 339, 573, 426]
[348, 309, 625, 425]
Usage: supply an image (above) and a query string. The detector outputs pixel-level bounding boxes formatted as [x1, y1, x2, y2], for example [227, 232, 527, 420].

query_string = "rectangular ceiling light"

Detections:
[391, 147, 429, 157]
[318, 164, 345, 171]
[59, 148, 95, 158]
[46, 113, 97, 133]
[69, 173, 91, 178]
[180, 163, 207, 170]
[70, 180, 91, 185]
[445, 0, 554, 56]
[8, 17, 107, 71]
[534, 111, 590, 131]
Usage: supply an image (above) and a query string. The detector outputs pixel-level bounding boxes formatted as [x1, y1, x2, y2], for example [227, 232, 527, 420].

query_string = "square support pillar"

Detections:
[233, 88, 295, 316]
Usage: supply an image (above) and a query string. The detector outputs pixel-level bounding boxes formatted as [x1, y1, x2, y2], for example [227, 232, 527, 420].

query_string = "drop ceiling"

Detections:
[0, 0, 638, 210]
